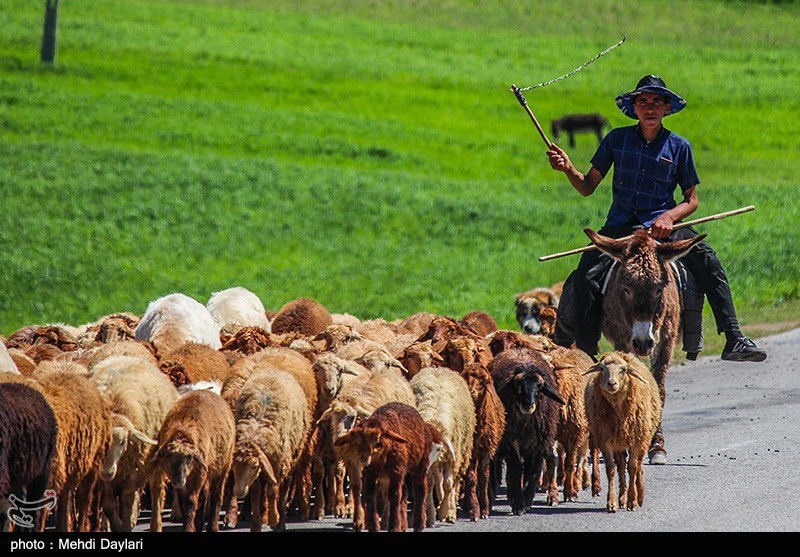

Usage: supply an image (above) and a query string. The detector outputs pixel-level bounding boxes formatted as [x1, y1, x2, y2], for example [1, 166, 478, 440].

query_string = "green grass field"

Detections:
[1, 0, 799, 356]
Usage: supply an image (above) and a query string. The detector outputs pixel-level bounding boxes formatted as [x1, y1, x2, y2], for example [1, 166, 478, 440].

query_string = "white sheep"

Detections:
[89, 354, 179, 531]
[410, 366, 475, 525]
[584, 351, 662, 512]
[135, 292, 222, 357]
[207, 286, 271, 333]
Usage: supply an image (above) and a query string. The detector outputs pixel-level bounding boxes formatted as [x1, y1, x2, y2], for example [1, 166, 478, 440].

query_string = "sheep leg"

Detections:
[478, 459, 492, 519]
[603, 448, 618, 513]
[462, 465, 479, 521]
[362, 472, 380, 532]
[562, 442, 579, 502]
[614, 451, 628, 510]
[625, 452, 642, 511]
[118, 488, 138, 532]
[441, 464, 457, 523]
[387, 475, 405, 532]
[273, 480, 290, 531]
[149, 480, 164, 532]
[333, 460, 347, 518]
[505, 456, 525, 515]
[222, 472, 238, 529]
[207, 477, 224, 532]
[249, 476, 263, 532]
[75, 472, 98, 532]
[411, 471, 428, 532]
[425, 469, 437, 528]
[348, 463, 365, 532]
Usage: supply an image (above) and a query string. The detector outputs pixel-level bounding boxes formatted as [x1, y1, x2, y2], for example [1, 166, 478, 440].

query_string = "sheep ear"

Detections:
[354, 405, 372, 419]
[340, 366, 359, 376]
[193, 453, 206, 470]
[627, 368, 649, 383]
[428, 442, 445, 468]
[381, 431, 408, 444]
[541, 383, 566, 405]
[256, 448, 277, 485]
[583, 362, 605, 376]
[131, 429, 158, 446]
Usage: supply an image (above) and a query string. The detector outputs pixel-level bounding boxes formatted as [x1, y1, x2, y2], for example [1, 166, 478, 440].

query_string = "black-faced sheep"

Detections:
[33, 368, 110, 532]
[0, 382, 58, 532]
[135, 292, 222, 357]
[90, 354, 180, 531]
[270, 297, 333, 338]
[231, 368, 312, 531]
[489, 347, 565, 513]
[147, 388, 236, 532]
[584, 351, 662, 512]
[410, 366, 475, 525]
[458, 362, 506, 521]
[333, 402, 445, 532]
[207, 286, 271, 333]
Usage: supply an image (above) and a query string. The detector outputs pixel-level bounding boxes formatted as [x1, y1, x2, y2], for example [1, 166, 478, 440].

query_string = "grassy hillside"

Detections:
[1, 0, 798, 353]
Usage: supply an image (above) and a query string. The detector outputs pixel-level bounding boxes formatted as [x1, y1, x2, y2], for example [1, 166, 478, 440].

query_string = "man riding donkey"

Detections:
[546, 75, 767, 461]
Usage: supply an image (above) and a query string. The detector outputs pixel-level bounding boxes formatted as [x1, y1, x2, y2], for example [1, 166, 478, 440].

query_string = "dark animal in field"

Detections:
[584, 228, 706, 465]
[551, 113, 609, 147]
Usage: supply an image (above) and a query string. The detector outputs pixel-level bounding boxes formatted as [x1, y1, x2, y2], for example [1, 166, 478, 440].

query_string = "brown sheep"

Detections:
[270, 297, 333, 337]
[460, 310, 499, 338]
[392, 312, 439, 338]
[333, 402, 445, 532]
[158, 341, 232, 389]
[147, 388, 236, 531]
[33, 367, 110, 532]
[398, 340, 445, 379]
[584, 351, 662, 512]
[458, 362, 506, 521]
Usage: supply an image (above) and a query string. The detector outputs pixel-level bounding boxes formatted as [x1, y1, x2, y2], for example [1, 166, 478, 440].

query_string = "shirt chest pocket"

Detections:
[653, 156, 674, 183]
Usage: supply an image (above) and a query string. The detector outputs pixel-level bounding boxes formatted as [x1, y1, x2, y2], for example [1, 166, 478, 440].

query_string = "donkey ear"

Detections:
[584, 228, 626, 262]
[656, 233, 707, 264]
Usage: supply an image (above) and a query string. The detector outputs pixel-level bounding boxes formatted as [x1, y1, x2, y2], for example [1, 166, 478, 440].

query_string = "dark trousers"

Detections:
[553, 224, 739, 356]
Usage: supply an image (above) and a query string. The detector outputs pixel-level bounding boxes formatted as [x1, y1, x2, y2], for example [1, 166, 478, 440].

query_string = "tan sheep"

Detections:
[584, 351, 662, 512]
[135, 292, 222, 357]
[231, 368, 312, 531]
[32, 367, 110, 532]
[90, 354, 179, 531]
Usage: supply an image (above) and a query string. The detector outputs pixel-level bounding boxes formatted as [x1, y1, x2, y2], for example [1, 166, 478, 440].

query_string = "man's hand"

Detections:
[650, 213, 674, 239]
[547, 144, 572, 173]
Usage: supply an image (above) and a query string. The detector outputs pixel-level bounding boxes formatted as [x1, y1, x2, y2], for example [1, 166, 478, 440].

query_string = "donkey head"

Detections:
[584, 228, 707, 357]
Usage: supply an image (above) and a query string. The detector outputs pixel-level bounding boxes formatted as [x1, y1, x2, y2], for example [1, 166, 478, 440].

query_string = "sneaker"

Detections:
[721, 336, 767, 362]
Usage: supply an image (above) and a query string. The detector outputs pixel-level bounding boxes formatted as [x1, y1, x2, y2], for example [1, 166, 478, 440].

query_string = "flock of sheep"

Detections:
[0, 285, 663, 532]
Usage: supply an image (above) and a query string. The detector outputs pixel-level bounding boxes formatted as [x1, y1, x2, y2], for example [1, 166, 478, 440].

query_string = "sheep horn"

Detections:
[354, 405, 372, 419]
[316, 406, 333, 425]
[584, 362, 607, 375]
[130, 429, 158, 446]
[256, 447, 277, 485]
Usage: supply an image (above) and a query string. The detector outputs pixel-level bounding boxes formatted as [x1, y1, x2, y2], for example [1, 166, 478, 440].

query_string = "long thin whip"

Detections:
[518, 36, 627, 92]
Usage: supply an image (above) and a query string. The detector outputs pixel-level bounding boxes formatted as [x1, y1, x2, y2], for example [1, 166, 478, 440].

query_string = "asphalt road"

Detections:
[123, 327, 800, 537]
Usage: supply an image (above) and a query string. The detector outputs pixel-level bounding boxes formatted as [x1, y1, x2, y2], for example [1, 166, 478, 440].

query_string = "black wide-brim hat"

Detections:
[615, 74, 687, 119]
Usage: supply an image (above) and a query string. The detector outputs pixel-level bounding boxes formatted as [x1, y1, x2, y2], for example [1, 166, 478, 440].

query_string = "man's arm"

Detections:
[546, 144, 603, 196]
[650, 185, 699, 238]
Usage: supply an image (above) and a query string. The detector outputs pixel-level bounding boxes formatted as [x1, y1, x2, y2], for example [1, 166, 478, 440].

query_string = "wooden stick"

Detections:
[538, 205, 756, 262]
[510, 84, 552, 149]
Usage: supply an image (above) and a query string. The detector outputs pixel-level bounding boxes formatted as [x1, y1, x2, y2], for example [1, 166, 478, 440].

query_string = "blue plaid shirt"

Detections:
[590, 124, 700, 227]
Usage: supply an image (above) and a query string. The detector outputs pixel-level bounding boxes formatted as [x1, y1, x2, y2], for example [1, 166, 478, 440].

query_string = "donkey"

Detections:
[583, 228, 707, 465]
[551, 113, 608, 148]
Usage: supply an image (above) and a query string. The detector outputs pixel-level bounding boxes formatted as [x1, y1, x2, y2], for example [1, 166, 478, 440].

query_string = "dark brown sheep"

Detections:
[333, 402, 444, 532]
[0, 382, 58, 532]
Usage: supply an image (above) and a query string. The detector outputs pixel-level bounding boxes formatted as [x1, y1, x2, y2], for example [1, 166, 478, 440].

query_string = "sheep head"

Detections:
[584, 351, 650, 396]
[151, 437, 204, 489]
[100, 413, 157, 481]
[333, 426, 408, 467]
[232, 441, 277, 498]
